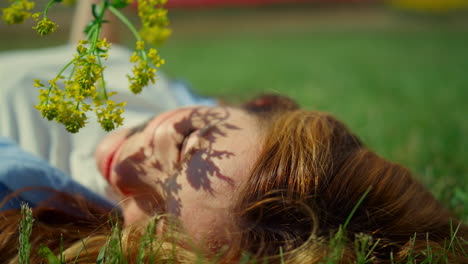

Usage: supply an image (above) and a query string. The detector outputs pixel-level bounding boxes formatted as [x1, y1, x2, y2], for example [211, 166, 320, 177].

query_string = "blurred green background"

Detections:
[1, 2, 467, 220]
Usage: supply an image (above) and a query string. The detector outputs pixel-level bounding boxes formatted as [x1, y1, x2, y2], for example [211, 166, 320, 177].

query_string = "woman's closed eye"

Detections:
[178, 128, 197, 161]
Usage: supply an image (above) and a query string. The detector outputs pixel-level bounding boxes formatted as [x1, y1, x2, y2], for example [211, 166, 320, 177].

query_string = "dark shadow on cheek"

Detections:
[184, 148, 235, 194]
[133, 193, 165, 217]
[114, 148, 148, 194]
[153, 174, 182, 216]
[117, 147, 182, 215]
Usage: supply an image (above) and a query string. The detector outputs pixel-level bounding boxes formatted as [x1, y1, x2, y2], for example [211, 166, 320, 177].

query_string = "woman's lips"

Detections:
[104, 145, 117, 183]
[96, 129, 128, 183]
[102, 140, 122, 183]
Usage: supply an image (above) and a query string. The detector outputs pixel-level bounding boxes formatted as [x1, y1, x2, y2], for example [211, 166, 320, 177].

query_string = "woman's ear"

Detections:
[242, 94, 299, 113]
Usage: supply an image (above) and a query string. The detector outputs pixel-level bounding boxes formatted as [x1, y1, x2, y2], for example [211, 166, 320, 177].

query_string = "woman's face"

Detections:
[95, 106, 263, 242]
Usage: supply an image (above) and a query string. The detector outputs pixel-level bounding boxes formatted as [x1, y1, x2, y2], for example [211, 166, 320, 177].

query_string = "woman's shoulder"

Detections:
[0, 136, 115, 211]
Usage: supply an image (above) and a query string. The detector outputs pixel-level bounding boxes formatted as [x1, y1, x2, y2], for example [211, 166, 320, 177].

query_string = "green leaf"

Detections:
[91, 4, 100, 20]
[111, 0, 130, 9]
[37, 245, 61, 264]
[84, 21, 95, 35]
[96, 244, 107, 264]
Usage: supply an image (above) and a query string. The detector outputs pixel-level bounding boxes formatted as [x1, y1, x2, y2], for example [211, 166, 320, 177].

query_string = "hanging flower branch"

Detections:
[1, 0, 171, 133]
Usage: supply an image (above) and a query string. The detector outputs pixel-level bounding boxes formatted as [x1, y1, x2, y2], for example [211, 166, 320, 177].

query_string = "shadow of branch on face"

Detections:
[115, 148, 169, 218]
[123, 108, 243, 217]
[179, 108, 240, 190]
[160, 108, 242, 215]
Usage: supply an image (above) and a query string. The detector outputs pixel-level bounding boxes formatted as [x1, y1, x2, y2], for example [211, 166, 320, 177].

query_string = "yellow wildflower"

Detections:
[128, 60, 156, 94]
[61, 109, 87, 133]
[147, 48, 165, 67]
[34, 79, 44, 88]
[140, 26, 171, 46]
[31, 12, 41, 21]
[130, 52, 139, 63]
[136, 41, 145, 51]
[33, 18, 58, 36]
[39, 104, 59, 121]
[95, 100, 126, 131]
[1, 0, 35, 24]
[76, 41, 88, 54]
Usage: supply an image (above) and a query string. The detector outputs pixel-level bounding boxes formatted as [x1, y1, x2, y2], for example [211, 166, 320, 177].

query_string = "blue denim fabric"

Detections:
[0, 137, 115, 211]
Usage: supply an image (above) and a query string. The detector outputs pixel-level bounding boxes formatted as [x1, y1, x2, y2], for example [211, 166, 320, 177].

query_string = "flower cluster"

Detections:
[35, 77, 88, 133]
[1, 0, 35, 24]
[73, 40, 107, 90]
[3, 0, 170, 133]
[95, 100, 126, 131]
[139, 25, 171, 46]
[127, 41, 165, 94]
[33, 17, 58, 36]
[35, 38, 126, 133]
[137, 0, 171, 46]
[138, 0, 168, 27]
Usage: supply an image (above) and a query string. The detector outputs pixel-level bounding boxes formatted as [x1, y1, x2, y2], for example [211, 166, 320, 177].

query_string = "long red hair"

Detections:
[227, 95, 467, 262]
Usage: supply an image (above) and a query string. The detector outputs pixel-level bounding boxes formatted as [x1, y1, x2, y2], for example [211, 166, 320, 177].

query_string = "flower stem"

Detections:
[45, 54, 85, 104]
[108, 6, 141, 41]
[89, 2, 108, 52]
[97, 55, 108, 100]
[108, 6, 148, 61]
[42, 0, 55, 18]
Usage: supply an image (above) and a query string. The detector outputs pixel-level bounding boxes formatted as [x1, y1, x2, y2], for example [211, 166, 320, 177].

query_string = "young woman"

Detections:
[0, 94, 467, 263]
[0, 1, 466, 262]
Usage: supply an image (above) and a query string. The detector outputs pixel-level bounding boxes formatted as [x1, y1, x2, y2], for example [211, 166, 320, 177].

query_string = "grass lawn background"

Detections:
[1, 5, 467, 221]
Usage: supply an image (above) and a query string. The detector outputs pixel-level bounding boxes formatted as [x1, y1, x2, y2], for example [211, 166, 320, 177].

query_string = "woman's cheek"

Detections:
[113, 151, 169, 196]
[113, 150, 149, 195]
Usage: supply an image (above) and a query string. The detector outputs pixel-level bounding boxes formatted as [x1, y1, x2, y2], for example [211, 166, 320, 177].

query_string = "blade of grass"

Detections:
[74, 235, 91, 263]
[279, 246, 285, 264]
[18, 203, 34, 264]
[37, 245, 61, 264]
[343, 186, 372, 230]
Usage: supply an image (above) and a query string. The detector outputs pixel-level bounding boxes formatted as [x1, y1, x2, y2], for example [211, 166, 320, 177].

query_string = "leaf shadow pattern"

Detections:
[115, 148, 170, 216]
[162, 107, 240, 216]
[118, 107, 241, 217]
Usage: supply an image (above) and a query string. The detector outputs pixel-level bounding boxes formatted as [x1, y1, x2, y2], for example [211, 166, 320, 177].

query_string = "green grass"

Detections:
[17, 192, 467, 263]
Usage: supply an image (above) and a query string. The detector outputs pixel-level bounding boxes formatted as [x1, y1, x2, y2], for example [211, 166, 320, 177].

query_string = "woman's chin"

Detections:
[121, 199, 150, 225]
[121, 197, 165, 227]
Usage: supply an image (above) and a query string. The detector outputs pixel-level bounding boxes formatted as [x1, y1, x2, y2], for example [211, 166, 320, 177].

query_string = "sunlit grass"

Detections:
[17, 193, 467, 263]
